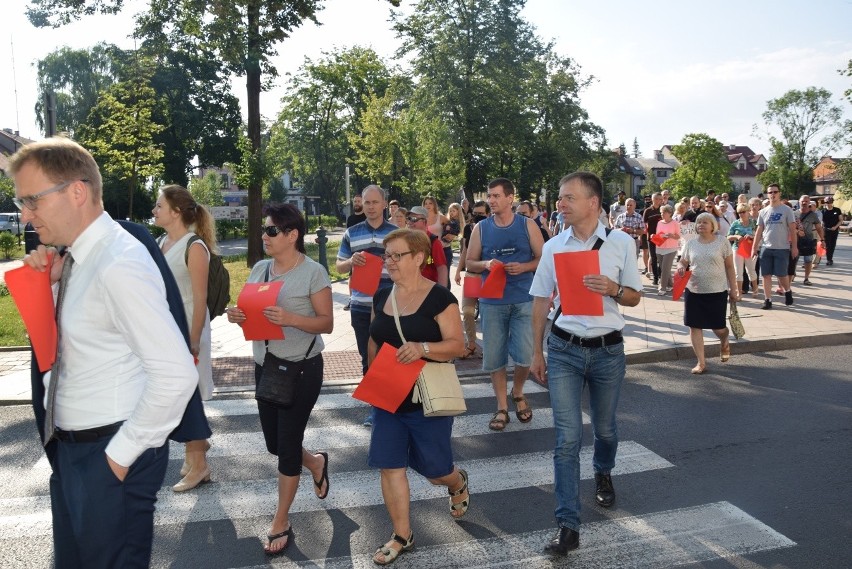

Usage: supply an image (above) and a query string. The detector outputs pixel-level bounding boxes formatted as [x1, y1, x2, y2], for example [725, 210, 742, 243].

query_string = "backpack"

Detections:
[185, 235, 230, 319]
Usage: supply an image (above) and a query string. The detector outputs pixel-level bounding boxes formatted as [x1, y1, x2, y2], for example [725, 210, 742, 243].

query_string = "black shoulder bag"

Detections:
[797, 211, 816, 257]
[255, 261, 318, 408]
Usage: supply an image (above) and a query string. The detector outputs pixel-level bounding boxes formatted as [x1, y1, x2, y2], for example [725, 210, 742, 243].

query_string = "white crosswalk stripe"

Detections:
[228, 501, 795, 569]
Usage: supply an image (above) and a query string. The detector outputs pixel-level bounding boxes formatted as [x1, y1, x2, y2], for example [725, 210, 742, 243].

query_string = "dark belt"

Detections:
[551, 326, 623, 348]
[54, 421, 123, 443]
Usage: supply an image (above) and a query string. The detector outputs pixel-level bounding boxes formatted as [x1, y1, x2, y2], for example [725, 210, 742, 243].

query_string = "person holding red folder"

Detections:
[365, 229, 466, 565]
[529, 172, 642, 556]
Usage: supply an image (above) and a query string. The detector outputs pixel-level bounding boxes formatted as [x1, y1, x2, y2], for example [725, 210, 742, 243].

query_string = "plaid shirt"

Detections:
[614, 211, 645, 237]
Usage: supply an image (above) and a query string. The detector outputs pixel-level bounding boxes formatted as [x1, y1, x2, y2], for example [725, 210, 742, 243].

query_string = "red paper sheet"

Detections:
[352, 344, 425, 412]
[349, 252, 383, 296]
[237, 281, 285, 341]
[462, 274, 482, 298]
[479, 262, 506, 299]
[736, 237, 753, 258]
[4, 265, 57, 372]
[553, 250, 603, 316]
[672, 270, 692, 301]
[650, 233, 665, 247]
[817, 241, 826, 256]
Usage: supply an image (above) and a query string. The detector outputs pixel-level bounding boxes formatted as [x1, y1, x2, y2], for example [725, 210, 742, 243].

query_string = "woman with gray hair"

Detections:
[676, 212, 739, 374]
[728, 204, 758, 297]
[654, 205, 680, 295]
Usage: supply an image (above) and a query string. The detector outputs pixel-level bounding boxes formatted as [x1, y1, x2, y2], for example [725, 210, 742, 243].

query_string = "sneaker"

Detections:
[761, 299, 772, 310]
[657, 289, 665, 296]
[802, 279, 813, 286]
[785, 290, 794, 306]
[653, 278, 659, 286]
[827, 260, 833, 266]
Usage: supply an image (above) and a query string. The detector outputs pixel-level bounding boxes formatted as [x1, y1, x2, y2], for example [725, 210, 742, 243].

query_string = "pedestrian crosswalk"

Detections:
[0, 379, 796, 567]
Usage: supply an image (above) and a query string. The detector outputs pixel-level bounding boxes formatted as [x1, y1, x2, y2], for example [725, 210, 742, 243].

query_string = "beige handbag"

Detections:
[390, 286, 467, 417]
[729, 300, 746, 339]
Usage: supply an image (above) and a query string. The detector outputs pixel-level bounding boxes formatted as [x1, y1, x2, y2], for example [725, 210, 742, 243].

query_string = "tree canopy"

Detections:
[661, 133, 730, 200]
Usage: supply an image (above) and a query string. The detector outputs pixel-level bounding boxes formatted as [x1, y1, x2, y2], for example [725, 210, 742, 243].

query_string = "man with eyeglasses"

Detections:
[9, 137, 198, 567]
[465, 178, 544, 432]
[336, 186, 397, 378]
[405, 206, 449, 285]
[752, 183, 798, 309]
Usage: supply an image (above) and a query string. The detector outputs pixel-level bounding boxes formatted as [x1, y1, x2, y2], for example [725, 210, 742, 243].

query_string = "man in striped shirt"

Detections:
[613, 198, 645, 257]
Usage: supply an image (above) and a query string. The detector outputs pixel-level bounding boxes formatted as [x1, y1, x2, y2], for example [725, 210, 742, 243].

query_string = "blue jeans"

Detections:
[350, 305, 371, 374]
[547, 333, 625, 530]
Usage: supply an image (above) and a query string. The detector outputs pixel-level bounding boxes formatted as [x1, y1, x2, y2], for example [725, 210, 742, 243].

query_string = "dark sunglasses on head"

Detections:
[261, 226, 290, 237]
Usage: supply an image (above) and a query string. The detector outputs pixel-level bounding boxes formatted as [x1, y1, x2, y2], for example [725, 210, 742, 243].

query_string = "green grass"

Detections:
[0, 241, 345, 348]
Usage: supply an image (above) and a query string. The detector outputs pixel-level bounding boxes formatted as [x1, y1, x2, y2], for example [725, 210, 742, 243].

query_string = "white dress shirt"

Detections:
[530, 222, 643, 337]
[48, 212, 197, 467]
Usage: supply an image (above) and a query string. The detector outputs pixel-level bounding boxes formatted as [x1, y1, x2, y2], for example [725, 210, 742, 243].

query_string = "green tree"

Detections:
[0, 177, 15, 212]
[26, 0, 400, 265]
[267, 47, 393, 213]
[189, 171, 224, 207]
[78, 60, 164, 220]
[579, 145, 621, 205]
[661, 133, 730, 200]
[34, 43, 122, 137]
[755, 87, 844, 196]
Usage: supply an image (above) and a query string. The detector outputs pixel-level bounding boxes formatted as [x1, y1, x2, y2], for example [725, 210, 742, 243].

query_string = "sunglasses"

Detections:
[261, 226, 291, 237]
[406, 216, 426, 223]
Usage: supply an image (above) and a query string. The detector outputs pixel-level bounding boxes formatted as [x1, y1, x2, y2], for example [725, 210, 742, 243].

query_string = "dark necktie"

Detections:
[44, 252, 74, 446]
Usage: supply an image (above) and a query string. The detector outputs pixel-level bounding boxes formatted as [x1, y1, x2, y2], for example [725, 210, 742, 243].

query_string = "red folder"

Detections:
[736, 237, 753, 259]
[352, 344, 425, 412]
[479, 262, 506, 299]
[462, 274, 482, 298]
[4, 265, 57, 372]
[350, 252, 383, 296]
[672, 270, 692, 301]
[650, 233, 665, 247]
[816, 241, 826, 256]
[237, 281, 285, 341]
[553, 250, 604, 316]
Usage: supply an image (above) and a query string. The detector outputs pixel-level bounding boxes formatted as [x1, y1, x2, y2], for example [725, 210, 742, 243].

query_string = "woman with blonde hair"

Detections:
[152, 184, 217, 491]
[422, 196, 447, 238]
[677, 212, 739, 374]
[367, 228, 467, 565]
[441, 203, 465, 288]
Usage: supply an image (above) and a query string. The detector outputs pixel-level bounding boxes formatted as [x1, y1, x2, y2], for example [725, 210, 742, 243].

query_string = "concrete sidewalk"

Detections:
[3, 235, 851, 403]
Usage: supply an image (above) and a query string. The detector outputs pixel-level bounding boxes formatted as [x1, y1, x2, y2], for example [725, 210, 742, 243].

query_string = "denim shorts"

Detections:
[759, 248, 790, 277]
[479, 301, 534, 372]
[367, 407, 455, 479]
[801, 254, 814, 263]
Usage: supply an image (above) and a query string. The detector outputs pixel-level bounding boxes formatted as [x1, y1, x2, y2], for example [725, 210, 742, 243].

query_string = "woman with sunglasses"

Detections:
[704, 201, 731, 236]
[367, 228, 467, 565]
[152, 184, 216, 492]
[225, 204, 333, 556]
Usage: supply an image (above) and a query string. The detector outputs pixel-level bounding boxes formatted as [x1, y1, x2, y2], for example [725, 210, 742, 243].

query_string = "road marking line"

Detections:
[0, 441, 671, 536]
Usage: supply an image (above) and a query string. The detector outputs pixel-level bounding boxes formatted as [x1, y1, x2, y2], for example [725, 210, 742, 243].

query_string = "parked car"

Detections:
[0, 212, 22, 235]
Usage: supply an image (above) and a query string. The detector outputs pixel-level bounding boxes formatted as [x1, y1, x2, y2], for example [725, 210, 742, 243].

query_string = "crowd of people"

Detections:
[8, 135, 844, 566]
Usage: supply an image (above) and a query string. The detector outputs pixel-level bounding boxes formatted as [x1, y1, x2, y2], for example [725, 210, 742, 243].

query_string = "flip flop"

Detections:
[265, 525, 293, 556]
[313, 451, 329, 499]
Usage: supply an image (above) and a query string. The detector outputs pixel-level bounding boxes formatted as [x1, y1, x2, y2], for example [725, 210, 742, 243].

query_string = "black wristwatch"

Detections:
[613, 285, 625, 301]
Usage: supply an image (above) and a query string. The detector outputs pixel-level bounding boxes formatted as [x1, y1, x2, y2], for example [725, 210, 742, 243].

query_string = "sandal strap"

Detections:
[448, 469, 468, 496]
[450, 498, 469, 511]
[391, 531, 414, 547]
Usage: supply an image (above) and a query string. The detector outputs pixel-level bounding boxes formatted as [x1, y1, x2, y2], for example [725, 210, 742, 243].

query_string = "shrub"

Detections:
[0, 232, 18, 259]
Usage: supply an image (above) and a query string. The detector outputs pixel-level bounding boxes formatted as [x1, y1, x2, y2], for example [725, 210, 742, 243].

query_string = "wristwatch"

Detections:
[613, 285, 625, 301]
[421, 342, 430, 355]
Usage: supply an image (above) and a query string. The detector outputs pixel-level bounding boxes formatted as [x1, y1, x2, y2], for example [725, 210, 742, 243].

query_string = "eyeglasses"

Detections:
[767, 190, 780, 194]
[261, 226, 291, 237]
[406, 216, 426, 223]
[381, 251, 413, 263]
[13, 179, 87, 211]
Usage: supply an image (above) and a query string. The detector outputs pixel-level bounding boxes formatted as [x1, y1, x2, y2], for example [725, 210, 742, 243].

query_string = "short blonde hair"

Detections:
[384, 228, 431, 270]
[695, 212, 719, 232]
[8, 136, 103, 203]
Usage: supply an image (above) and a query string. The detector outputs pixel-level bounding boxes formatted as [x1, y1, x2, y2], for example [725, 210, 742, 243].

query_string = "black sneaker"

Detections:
[594, 472, 615, 508]
[761, 299, 772, 310]
[785, 291, 794, 306]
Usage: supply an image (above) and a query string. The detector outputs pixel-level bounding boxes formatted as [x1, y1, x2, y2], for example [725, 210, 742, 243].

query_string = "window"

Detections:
[744, 183, 751, 193]
[656, 170, 668, 178]
[738, 162, 745, 170]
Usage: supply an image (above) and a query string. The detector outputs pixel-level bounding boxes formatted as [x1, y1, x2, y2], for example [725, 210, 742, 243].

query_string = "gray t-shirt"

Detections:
[248, 257, 331, 365]
[797, 210, 821, 240]
[758, 204, 795, 249]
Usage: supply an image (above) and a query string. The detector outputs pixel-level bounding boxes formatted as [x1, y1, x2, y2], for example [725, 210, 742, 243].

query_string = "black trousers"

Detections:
[825, 229, 839, 262]
[649, 241, 660, 280]
[50, 436, 168, 569]
[255, 354, 323, 476]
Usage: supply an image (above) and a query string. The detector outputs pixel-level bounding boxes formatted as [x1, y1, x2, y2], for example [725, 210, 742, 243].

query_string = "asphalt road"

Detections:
[0, 346, 849, 568]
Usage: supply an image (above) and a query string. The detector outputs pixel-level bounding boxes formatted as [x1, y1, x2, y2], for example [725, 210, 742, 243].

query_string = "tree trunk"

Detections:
[246, 4, 263, 266]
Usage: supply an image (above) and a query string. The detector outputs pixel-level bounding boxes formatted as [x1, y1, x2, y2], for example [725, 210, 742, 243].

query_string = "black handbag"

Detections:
[256, 338, 317, 408]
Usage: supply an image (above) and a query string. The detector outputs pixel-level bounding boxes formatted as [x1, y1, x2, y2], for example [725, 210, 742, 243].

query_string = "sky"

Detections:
[2, 0, 851, 160]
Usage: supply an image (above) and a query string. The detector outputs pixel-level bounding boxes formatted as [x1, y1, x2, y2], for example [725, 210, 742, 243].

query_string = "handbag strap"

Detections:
[389, 285, 408, 344]
[263, 260, 317, 360]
